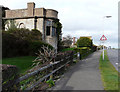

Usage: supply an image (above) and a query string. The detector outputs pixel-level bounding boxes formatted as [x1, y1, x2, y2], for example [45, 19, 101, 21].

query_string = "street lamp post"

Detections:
[102, 16, 112, 60]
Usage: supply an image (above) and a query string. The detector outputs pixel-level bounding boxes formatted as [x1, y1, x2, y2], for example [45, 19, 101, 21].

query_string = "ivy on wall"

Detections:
[54, 19, 62, 51]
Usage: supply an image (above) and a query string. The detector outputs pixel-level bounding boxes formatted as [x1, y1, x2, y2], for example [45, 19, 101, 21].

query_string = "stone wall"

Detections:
[2, 64, 19, 91]
[46, 36, 58, 50]
[46, 9, 58, 18]
[4, 2, 58, 19]
[37, 18, 45, 40]
[12, 18, 44, 35]
[5, 9, 58, 19]
[15, 18, 34, 30]
[34, 8, 45, 17]
[5, 9, 28, 18]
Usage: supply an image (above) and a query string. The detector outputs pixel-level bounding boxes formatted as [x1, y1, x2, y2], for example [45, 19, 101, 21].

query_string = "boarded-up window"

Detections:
[52, 27, 56, 36]
[46, 26, 50, 36]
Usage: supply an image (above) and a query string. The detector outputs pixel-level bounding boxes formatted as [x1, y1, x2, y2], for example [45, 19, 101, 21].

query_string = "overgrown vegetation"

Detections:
[2, 31, 52, 58]
[74, 47, 92, 59]
[32, 45, 56, 67]
[2, 20, 52, 58]
[46, 79, 55, 88]
[54, 19, 62, 51]
[60, 47, 93, 59]
[99, 50, 119, 91]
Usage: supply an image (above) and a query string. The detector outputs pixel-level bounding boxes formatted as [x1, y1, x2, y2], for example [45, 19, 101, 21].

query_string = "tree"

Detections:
[76, 37, 93, 48]
[63, 35, 72, 47]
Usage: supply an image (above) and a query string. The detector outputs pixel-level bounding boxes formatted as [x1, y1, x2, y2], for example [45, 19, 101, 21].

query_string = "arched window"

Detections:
[19, 23, 25, 28]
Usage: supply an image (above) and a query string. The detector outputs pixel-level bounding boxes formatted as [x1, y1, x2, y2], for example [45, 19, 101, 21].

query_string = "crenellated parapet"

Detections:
[4, 2, 58, 19]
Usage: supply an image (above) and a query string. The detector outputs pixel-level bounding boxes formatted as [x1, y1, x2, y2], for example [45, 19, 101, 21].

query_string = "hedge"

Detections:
[73, 47, 92, 59]
[2, 32, 53, 58]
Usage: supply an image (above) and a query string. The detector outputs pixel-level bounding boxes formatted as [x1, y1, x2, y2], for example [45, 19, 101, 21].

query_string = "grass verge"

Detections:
[99, 50, 119, 91]
[2, 56, 36, 73]
[60, 48, 75, 52]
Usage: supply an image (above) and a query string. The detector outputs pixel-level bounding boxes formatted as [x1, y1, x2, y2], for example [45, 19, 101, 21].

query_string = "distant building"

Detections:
[71, 37, 77, 47]
[1, 2, 61, 50]
[62, 36, 77, 47]
[72, 37, 76, 45]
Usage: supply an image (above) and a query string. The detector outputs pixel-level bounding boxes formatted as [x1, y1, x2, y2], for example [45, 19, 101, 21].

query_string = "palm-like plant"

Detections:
[32, 45, 57, 66]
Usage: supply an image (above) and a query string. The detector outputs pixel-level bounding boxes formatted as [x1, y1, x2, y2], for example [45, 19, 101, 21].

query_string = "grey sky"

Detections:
[0, 0, 119, 48]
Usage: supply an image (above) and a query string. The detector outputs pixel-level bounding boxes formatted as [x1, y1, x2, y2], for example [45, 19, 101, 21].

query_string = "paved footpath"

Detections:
[50, 50, 104, 90]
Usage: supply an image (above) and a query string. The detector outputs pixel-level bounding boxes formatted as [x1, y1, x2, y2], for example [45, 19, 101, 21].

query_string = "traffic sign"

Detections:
[100, 35, 107, 41]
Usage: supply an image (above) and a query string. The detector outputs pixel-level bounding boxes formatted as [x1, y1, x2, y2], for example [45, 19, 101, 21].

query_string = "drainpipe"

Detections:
[34, 16, 37, 29]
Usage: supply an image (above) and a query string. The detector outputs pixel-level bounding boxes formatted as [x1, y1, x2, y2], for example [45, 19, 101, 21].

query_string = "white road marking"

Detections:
[116, 63, 118, 65]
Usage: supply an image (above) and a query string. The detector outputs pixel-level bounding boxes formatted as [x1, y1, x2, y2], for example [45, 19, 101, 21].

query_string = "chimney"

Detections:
[27, 2, 35, 16]
[73, 37, 76, 45]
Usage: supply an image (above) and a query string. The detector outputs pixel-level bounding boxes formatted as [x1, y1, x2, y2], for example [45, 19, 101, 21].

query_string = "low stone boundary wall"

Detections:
[2, 64, 19, 91]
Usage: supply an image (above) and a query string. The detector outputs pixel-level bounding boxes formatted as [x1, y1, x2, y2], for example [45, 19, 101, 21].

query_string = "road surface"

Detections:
[50, 51, 104, 90]
[107, 49, 118, 71]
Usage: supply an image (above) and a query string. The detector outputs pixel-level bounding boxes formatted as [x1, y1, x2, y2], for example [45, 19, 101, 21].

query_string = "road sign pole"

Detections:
[103, 43, 104, 60]
[100, 34, 107, 61]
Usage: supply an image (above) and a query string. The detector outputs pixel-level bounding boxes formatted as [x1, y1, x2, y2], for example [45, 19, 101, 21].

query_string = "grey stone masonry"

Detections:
[2, 2, 60, 50]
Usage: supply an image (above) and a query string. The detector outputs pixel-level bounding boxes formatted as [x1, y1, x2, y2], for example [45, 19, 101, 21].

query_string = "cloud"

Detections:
[0, 0, 119, 48]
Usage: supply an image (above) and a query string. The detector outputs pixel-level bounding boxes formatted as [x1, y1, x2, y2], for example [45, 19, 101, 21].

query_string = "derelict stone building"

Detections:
[1, 2, 61, 50]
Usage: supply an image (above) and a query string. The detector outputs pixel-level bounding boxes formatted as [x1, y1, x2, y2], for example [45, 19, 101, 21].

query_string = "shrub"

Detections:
[73, 47, 92, 59]
[2, 31, 29, 58]
[5, 20, 42, 41]
[2, 31, 52, 58]
[76, 37, 93, 48]
[32, 45, 56, 67]
[30, 29, 42, 41]
[7, 28, 42, 41]
[46, 79, 55, 88]
[28, 41, 53, 56]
